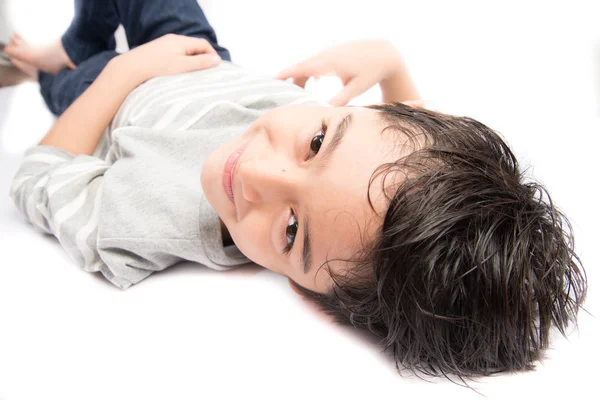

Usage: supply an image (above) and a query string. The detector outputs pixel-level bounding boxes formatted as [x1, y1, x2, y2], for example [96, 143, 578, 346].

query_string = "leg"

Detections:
[7, 0, 230, 76]
[5, 31, 76, 75]
[5, 0, 118, 74]
[113, 0, 231, 61]
[63, 0, 231, 62]
[39, 50, 118, 117]
[61, 0, 120, 65]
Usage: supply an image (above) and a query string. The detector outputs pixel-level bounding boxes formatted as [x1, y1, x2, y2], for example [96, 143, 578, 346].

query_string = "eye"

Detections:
[308, 122, 328, 159]
[283, 212, 298, 255]
[282, 121, 328, 256]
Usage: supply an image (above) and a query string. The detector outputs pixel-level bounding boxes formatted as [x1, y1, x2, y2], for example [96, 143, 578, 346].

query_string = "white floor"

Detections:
[1, 1, 599, 399]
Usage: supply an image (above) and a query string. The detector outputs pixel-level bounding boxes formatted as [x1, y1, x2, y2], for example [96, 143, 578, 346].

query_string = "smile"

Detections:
[223, 141, 248, 206]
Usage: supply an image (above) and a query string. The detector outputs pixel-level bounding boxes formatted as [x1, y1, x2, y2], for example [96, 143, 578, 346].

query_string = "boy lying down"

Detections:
[3, 0, 587, 381]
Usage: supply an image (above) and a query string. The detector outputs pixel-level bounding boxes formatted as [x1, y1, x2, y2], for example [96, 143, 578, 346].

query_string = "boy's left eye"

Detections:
[308, 123, 327, 159]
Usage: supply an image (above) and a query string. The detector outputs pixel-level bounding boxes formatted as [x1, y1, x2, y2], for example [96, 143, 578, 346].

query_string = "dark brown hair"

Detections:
[289, 102, 588, 386]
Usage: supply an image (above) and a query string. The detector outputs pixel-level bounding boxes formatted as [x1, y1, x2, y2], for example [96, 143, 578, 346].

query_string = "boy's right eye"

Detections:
[283, 212, 298, 255]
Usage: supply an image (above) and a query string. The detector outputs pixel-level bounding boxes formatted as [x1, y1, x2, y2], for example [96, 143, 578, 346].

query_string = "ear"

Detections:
[288, 278, 307, 297]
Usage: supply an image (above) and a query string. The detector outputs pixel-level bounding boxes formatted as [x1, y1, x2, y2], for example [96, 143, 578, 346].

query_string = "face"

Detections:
[201, 104, 407, 294]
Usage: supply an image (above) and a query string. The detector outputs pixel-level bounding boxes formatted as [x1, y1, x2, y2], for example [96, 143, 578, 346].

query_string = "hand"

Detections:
[120, 34, 222, 82]
[274, 39, 405, 106]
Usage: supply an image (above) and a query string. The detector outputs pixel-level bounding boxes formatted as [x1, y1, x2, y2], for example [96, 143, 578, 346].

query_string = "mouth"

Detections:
[222, 141, 248, 207]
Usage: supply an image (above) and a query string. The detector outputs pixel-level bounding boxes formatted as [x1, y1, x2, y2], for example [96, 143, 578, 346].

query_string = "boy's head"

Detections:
[201, 103, 404, 292]
[201, 102, 587, 379]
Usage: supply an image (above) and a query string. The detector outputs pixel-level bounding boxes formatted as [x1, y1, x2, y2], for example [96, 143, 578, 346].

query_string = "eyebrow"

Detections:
[301, 113, 353, 275]
[316, 113, 353, 173]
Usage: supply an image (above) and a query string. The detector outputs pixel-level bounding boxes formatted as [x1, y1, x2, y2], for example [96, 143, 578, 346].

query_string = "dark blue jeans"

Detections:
[39, 0, 231, 116]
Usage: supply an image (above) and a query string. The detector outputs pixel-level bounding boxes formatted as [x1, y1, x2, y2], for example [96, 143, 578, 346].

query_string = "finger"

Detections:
[274, 66, 308, 86]
[292, 76, 309, 88]
[181, 36, 218, 56]
[184, 53, 222, 72]
[275, 59, 328, 81]
[274, 65, 298, 80]
[328, 77, 371, 107]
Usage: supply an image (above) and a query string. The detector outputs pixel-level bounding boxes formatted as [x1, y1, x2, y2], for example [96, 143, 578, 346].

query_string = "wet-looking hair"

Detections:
[289, 102, 588, 384]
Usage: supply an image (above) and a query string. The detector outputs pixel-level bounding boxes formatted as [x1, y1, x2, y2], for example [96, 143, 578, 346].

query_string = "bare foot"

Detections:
[0, 65, 34, 87]
[4, 31, 76, 75]
[10, 56, 38, 81]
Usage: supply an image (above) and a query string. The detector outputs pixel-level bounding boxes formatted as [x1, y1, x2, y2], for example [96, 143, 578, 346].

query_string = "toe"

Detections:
[6, 43, 33, 65]
[4, 44, 15, 56]
[4, 45, 21, 60]
[9, 32, 27, 50]
[9, 33, 22, 46]
[10, 57, 37, 80]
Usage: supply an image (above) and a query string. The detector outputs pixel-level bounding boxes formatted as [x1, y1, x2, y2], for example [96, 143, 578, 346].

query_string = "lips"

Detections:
[223, 141, 248, 205]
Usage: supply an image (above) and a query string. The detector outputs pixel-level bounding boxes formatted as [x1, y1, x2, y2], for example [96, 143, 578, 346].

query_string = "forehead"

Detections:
[299, 108, 405, 292]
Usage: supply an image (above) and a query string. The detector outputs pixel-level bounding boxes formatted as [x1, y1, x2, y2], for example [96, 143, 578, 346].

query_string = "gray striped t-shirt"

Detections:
[9, 60, 323, 289]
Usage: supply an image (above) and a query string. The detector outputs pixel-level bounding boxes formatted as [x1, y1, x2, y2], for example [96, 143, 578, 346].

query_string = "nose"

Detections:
[238, 158, 298, 204]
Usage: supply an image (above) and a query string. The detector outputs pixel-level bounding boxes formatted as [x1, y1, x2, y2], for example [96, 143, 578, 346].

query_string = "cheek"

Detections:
[231, 220, 271, 266]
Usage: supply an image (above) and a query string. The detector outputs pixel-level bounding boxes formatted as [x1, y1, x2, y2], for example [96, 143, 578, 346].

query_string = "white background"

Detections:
[1, 0, 599, 399]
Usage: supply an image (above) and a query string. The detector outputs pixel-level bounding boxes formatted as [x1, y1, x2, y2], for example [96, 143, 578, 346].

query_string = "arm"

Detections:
[379, 57, 422, 105]
[275, 39, 422, 106]
[38, 58, 140, 155]
[9, 34, 222, 288]
[38, 34, 222, 156]
[9, 144, 141, 289]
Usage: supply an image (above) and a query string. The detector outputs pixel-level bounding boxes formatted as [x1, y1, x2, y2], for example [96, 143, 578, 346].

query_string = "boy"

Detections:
[4, 0, 587, 380]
